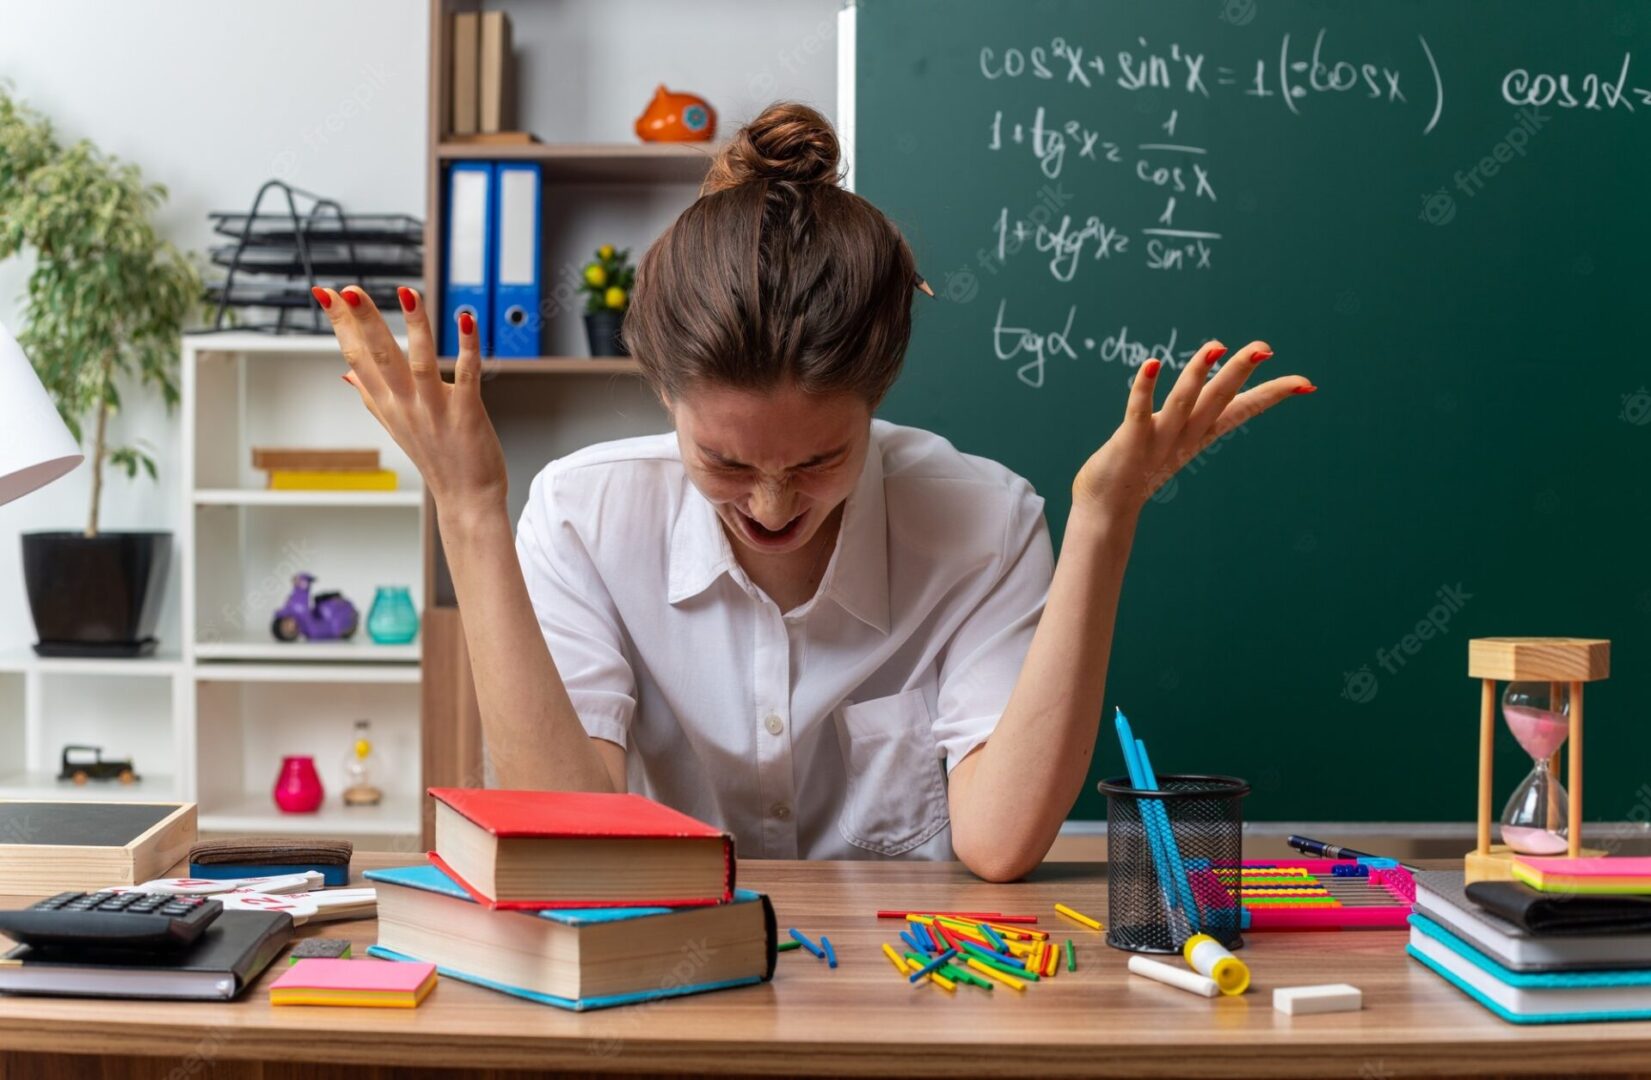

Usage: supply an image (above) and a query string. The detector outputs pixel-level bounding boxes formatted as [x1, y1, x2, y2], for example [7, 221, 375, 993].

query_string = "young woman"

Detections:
[313, 103, 1312, 882]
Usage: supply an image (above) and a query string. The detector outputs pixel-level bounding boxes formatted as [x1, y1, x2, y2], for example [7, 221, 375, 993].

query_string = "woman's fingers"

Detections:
[1125, 357, 1163, 423]
[1183, 339, 1272, 446]
[1160, 340, 1225, 427]
[397, 286, 441, 389]
[313, 287, 387, 397]
[451, 310, 483, 395]
[1197, 375, 1315, 450]
[339, 286, 416, 397]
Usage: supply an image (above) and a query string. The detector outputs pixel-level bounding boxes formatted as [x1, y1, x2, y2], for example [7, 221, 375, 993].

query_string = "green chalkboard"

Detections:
[855, 0, 1651, 821]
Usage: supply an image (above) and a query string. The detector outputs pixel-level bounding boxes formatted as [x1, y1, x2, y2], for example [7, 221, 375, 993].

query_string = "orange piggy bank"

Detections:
[634, 85, 717, 142]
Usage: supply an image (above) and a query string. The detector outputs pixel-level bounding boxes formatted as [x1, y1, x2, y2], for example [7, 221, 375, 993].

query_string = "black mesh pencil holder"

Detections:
[1097, 774, 1250, 954]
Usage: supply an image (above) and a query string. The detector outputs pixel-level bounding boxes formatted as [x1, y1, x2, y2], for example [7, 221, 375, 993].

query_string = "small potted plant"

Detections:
[580, 244, 633, 357]
[0, 86, 199, 657]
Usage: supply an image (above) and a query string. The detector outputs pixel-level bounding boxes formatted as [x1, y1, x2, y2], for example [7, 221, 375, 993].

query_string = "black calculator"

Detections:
[0, 891, 222, 950]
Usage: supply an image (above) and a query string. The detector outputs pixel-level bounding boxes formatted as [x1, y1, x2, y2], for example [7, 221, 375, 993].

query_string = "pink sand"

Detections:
[1505, 704, 1568, 760]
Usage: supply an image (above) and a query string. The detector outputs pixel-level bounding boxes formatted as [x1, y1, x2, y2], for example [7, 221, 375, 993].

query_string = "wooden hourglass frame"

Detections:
[1466, 637, 1611, 884]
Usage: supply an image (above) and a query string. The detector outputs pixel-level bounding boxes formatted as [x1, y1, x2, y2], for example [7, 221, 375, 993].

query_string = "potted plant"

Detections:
[580, 244, 633, 357]
[0, 86, 199, 657]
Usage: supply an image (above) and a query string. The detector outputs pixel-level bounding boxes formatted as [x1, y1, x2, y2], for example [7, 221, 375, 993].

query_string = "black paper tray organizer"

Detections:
[202, 179, 423, 335]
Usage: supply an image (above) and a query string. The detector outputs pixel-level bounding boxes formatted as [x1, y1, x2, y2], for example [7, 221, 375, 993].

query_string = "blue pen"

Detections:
[788, 928, 825, 959]
[820, 935, 838, 969]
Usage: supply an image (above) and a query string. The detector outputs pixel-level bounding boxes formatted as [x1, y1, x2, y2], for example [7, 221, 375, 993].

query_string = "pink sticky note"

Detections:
[272, 958, 435, 993]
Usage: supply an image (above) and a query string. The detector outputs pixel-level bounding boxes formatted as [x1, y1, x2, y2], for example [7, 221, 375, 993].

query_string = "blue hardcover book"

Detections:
[1407, 912, 1651, 1024]
[363, 864, 775, 1011]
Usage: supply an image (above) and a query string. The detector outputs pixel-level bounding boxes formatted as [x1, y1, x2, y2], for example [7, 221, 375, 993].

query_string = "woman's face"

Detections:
[671, 382, 872, 559]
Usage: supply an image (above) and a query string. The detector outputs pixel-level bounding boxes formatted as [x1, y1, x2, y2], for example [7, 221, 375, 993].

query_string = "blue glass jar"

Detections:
[366, 586, 419, 645]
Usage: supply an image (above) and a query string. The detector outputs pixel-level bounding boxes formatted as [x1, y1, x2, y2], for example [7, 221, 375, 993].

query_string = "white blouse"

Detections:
[514, 419, 1053, 860]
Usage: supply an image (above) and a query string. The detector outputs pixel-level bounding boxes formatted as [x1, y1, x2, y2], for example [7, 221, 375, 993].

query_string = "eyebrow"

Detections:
[703, 443, 850, 470]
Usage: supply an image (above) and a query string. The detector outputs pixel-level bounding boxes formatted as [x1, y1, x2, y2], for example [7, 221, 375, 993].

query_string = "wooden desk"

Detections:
[3, 855, 1651, 1079]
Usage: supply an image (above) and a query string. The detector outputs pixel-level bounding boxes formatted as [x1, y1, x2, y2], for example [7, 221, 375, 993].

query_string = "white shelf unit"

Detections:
[179, 334, 426, 839]
[0, 337, 428, 841]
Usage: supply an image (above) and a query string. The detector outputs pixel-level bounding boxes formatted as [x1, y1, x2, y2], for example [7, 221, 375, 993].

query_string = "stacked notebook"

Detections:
[1410, 859, 1651, 1023]
[365, 789, 774, 1011]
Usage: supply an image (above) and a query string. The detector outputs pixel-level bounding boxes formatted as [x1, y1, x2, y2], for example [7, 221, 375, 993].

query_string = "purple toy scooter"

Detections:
[271, 573, 359, 642]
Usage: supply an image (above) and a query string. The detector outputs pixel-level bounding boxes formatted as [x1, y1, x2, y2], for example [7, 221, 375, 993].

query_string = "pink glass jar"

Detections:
[273, 755, 325, 813]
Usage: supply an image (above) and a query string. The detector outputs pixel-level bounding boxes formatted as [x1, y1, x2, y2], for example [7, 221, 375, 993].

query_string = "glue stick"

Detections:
[1183, 934, 1250, 996]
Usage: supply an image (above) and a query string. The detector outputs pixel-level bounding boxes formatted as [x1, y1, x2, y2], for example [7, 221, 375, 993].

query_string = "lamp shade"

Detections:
[0, 319, 81, 506]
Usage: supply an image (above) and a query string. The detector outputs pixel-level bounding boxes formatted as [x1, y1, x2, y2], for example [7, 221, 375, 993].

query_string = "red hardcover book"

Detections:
[427, 788, 735, 910]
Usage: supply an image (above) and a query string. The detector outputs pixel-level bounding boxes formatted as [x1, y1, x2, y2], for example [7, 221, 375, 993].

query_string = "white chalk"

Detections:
[1273, 983, 1363, 1015]
[1127, 955, 1221, 998]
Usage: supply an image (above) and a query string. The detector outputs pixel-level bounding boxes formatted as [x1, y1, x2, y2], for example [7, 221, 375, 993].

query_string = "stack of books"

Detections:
[1410, 858, 1651, 1023]
[252, 447, 398, 492]
[364, 789, 775, 1011]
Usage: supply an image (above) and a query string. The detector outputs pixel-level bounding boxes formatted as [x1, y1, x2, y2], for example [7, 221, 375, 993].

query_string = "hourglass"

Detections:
[1466, 637, 1611, 884]
[1499, 682, 1570, 855]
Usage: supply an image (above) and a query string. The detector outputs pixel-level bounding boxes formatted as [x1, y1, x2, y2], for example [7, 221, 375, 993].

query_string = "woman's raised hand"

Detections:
[1072, 340, 1314, 516]
[313, 286, 509, 524]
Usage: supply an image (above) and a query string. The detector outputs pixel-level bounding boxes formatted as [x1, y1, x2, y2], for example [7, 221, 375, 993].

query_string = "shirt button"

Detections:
[771, 802, 792, 821]
[763, 714, 784, 736]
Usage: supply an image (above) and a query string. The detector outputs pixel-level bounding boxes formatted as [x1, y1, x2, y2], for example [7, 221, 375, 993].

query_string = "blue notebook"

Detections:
[364, 864, 775, 1011]
[1407, 912, 1651, 1024]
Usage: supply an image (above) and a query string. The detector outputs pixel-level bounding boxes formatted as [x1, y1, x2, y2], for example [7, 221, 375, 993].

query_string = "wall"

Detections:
[0, 0, 428, 651]
[0, 0, 843, 651]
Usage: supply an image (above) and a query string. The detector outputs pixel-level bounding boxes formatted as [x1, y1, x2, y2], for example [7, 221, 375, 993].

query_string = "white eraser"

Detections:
[1273, 983, 1362, 1015]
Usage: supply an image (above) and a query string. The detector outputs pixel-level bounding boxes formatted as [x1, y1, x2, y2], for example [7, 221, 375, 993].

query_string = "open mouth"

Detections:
[735, 508, 806, 548]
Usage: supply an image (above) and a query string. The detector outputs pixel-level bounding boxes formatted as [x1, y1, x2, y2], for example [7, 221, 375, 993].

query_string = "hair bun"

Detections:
[702, 101, 841, 194]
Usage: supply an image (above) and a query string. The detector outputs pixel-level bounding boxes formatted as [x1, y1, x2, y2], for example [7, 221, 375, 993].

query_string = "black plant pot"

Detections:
[21, 531, 173, 658]
[583, 311, 629, 357]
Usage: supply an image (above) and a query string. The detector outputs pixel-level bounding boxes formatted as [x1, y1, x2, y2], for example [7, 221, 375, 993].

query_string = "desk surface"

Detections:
[4, 855, 1651, 1078]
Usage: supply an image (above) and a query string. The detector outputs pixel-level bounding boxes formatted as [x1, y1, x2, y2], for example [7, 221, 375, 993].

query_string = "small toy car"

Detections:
[58, 745, 138, 785]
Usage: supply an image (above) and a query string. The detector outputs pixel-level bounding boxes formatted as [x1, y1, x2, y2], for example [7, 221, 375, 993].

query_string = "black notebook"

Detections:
[0, 910, 293, 1000]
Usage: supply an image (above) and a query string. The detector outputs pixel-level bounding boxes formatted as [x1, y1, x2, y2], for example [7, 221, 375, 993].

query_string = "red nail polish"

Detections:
[341, 374, 351, 384]
[397, 286, 416, 313]
[1142, 358, 1162, 378]
[341, 289, 362, 308]
[1206, 347, 1226, 364]
[1250, 349, 1272, 364]
[459, 311, 475, 335]
[311, 287, 331, 310]
[1293, 384, 1317, 395]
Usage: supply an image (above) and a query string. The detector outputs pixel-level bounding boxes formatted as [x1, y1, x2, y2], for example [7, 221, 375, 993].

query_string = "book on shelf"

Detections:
[250, 447, 380, 471]
[267, 469, 399, 492]
[428, 787, 735, 910]
[364, 863, 773, 1012]
[0, 801, 196, 895]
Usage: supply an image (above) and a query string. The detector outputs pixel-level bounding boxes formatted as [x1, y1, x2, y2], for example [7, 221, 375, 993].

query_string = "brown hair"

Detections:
[624, 102, 917, 405]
